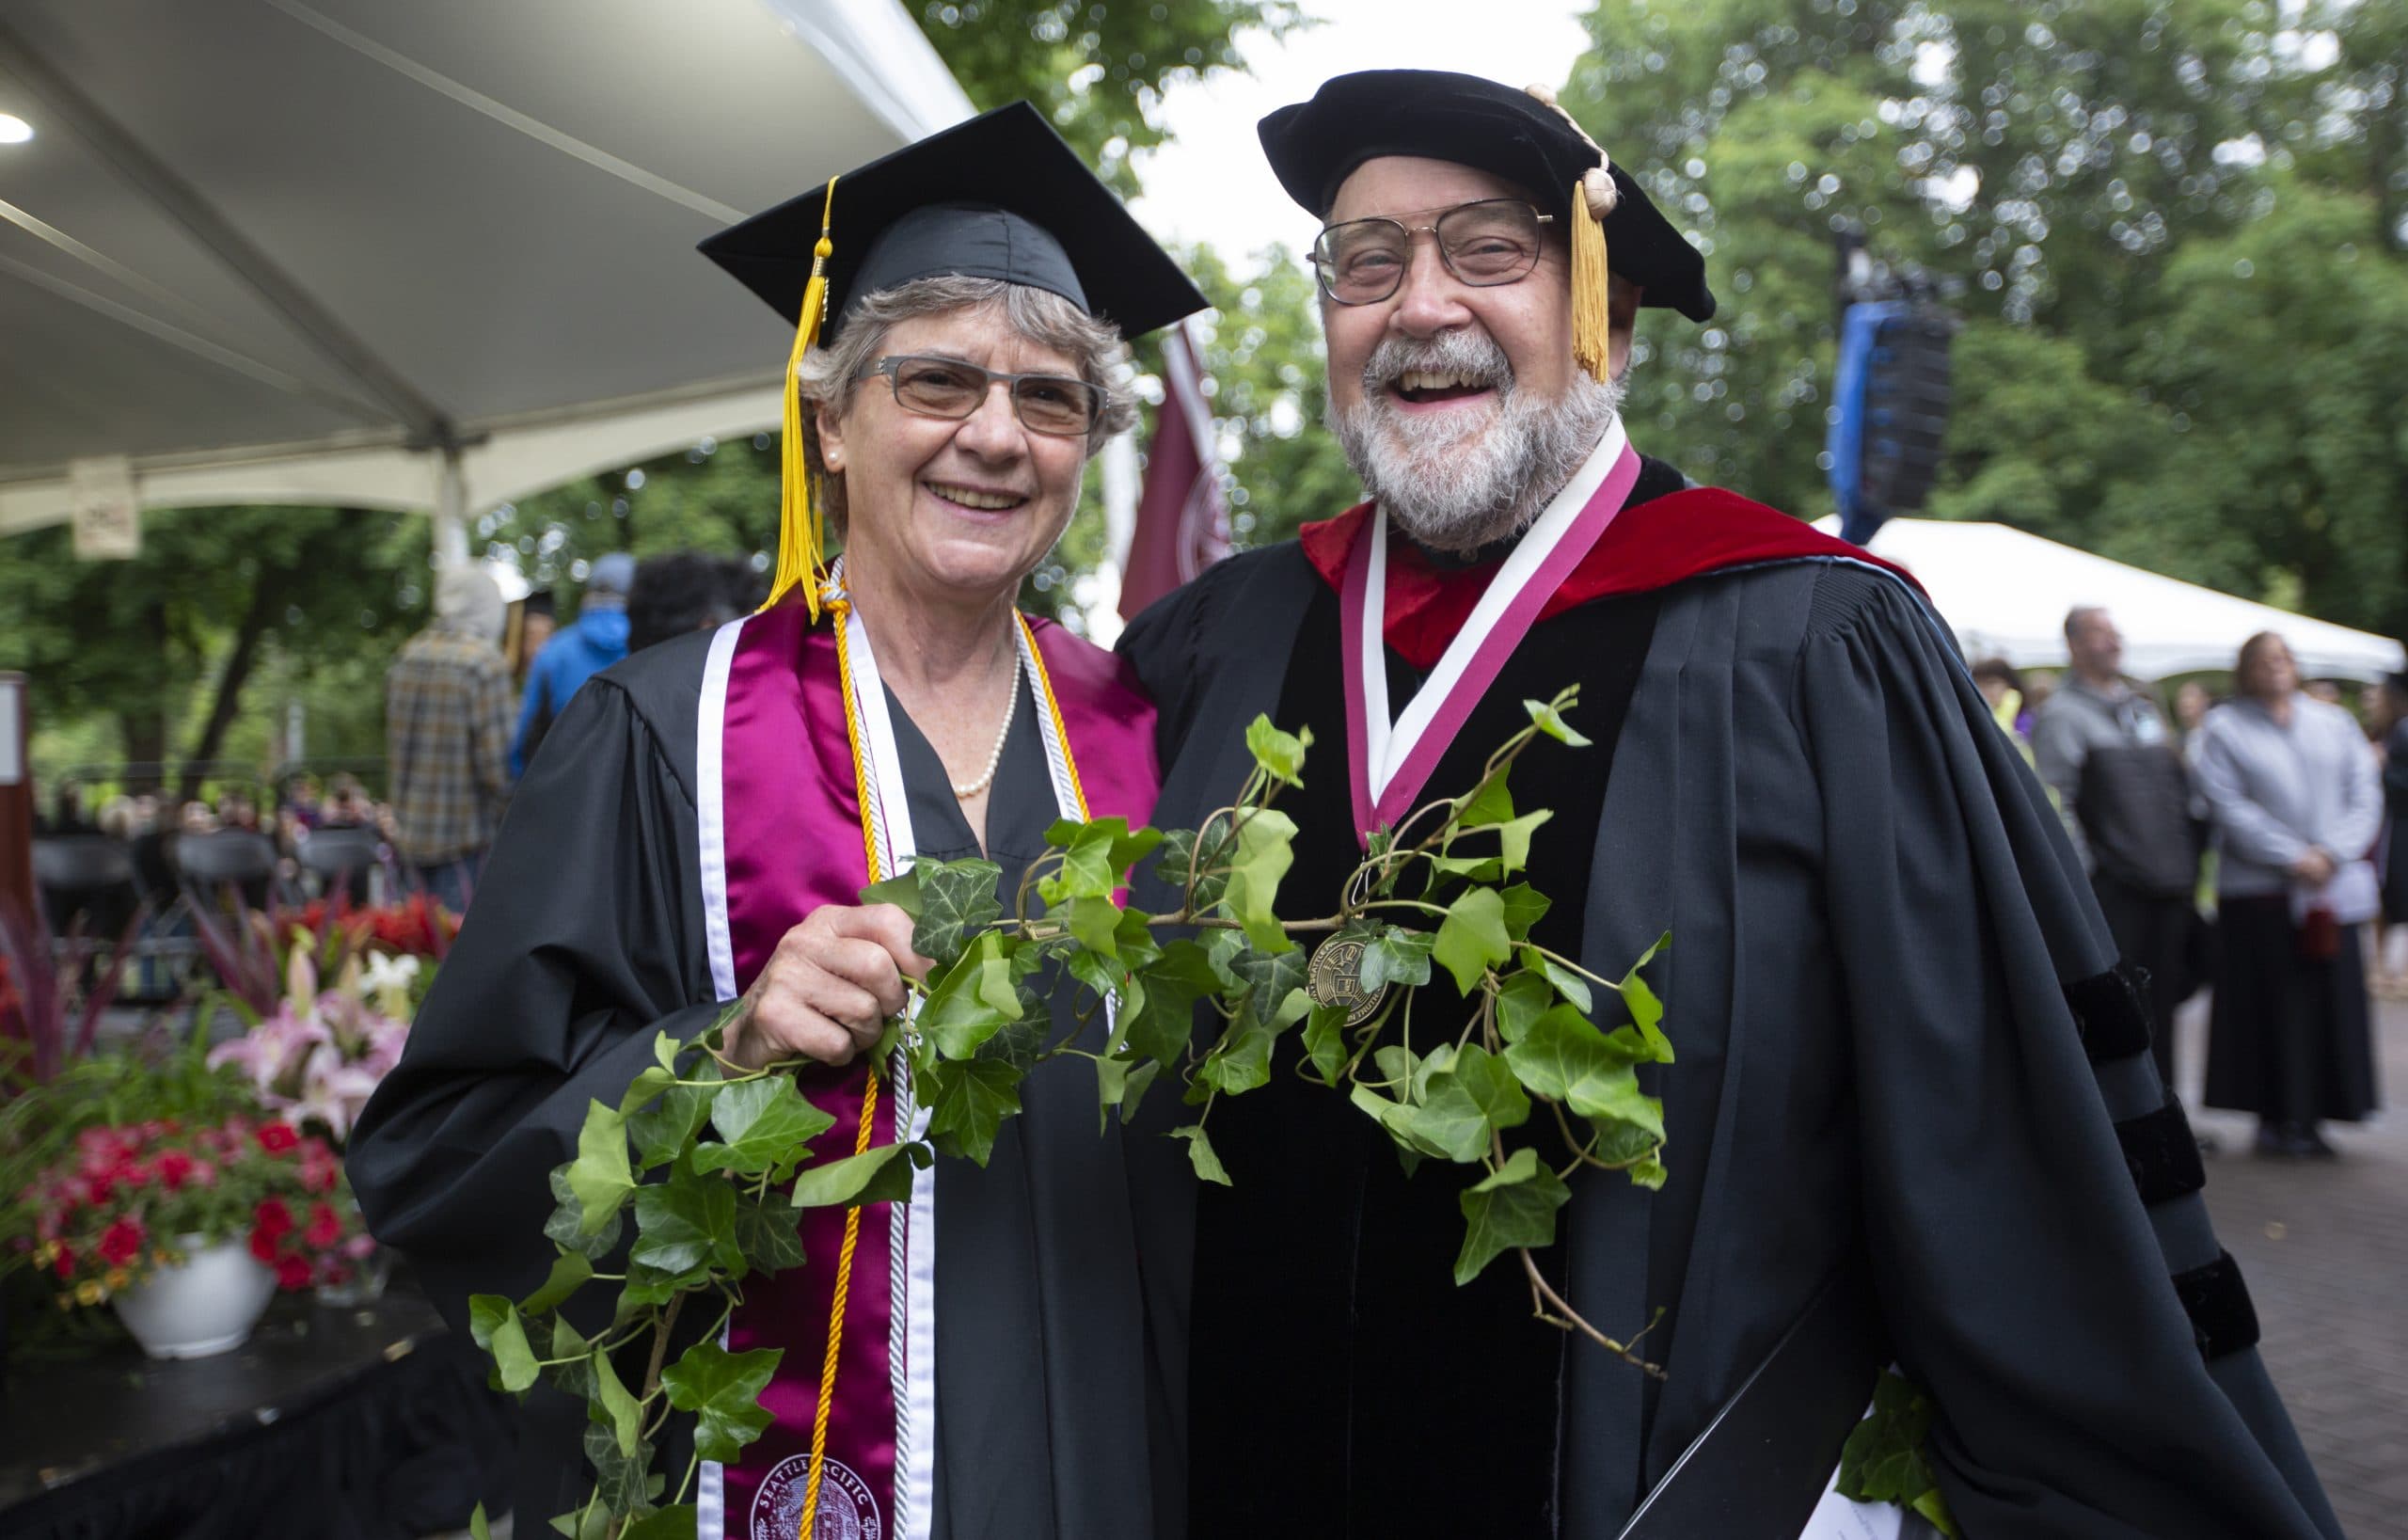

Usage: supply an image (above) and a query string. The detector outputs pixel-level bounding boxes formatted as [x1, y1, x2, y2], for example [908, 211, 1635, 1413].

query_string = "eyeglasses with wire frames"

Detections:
[1309, 198, 1557, 306]
[854, 355, 1105, 437]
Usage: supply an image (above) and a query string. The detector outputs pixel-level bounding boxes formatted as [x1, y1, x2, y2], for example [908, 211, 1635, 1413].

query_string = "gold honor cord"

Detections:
[799, 593, 1092, 1535]
[801, 581, 880, 1538]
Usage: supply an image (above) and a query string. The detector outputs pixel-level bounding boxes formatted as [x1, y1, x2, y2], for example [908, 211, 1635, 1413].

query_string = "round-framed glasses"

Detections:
[1309, 198, 1558, 306]
[857, 355, 1104, 437]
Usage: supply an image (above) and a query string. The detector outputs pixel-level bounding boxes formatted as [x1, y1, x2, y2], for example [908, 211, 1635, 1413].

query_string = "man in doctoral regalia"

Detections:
[1118, 70, 2340, 1539]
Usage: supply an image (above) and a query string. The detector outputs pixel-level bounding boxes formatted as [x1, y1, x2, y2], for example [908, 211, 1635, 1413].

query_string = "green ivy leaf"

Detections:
[919, 930, 1023, 1060]
[788, 1141, 925, 1209]
[1517, 945, 1594, 1015]
[1065, 894, 1121, 957]
[630, 1170, 742, 1278]
[858, 867, 922, 916]
[545, 1166, 624, 1260]
[662, 1339, 783, 1465]
[651, 1031, 681, 1073]
[1494, 969, 1556, 1042]
[1493, 810, 1553, 877]
[1170, 1123, 1230, 1184]
[592, 1347, 643, 1457]
[1117, 1058, 1162, 1124]
[630, 1067, 720, 1172]
[1301, 1002, 1350, 1087]
[547, 1317, 596, 1400]
[580, 1420, 657, 1515]
[1222, 938, 1308, 1022]
[565, 1102, 636, 1238]
[616, 1065, 677, 1120]
[1448, 1043, 1533, 1134]
[1039, 822, 1120, 905]
[1497, 883, 1551, 942]
[691, 1075, 836, 1178]
[468, 1294, 539, 1392]
[1433, 887, 1513, 994]
[1454, 1148, 1571, 1284]
[518, 1251, 594, 1317]
[923, 1056, 1023, 1166]
[911, 857, 1005, 968]
[1456, 765, 1514, 830]
[1093, 1053, 1133, 1131]
[1836, 1370, 1959, 1534]
[469, 1502, 495, 1540]
[618, 1506, 700, 1540]
[1524, 695, 1592, 746]
[1244, 715, 1311, 786]
[1118, 940, 1222, 1064]
[1360, 927, 1434, 992]
[1504, 1007, 1664, 1139]
[1152, 827, 1229, 912]
[732, 1191, 808, 1275]
[1222, 807, 1300, 953]
[1616, 931, 1673, 1061]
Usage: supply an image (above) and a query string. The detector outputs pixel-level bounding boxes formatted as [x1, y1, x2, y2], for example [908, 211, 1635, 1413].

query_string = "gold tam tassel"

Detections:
[767, 175, 841, 620]
[1570, 174, 1614, 383]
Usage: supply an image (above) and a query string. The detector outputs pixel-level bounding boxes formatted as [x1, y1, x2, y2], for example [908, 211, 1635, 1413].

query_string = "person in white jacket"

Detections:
[2192, 630, 2384, 1157]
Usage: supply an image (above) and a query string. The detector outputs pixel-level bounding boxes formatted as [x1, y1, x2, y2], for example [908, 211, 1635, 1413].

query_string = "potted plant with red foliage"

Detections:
[17, 1113, 363, 1357]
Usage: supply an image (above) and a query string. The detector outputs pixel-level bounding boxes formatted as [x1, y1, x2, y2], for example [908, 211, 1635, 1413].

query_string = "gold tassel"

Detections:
[1570, 175, 1614, 384]
[767, 176, 841, 620]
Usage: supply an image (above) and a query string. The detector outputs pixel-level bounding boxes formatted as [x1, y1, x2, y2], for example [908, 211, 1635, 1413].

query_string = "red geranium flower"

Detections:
[52, 1244, 74, 1279]
[275, 1254, 313, 1291]
[304, 1201, 343, 1250]
[255, 1123, 301, 1155]
[155, 1151, 196, 1192]
[98, 1215, 146, 1267]
[250, 1227, 278, 1263]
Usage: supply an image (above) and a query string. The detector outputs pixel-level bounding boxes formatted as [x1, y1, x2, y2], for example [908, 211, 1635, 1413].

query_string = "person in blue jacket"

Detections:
[510, 551, 631, 775]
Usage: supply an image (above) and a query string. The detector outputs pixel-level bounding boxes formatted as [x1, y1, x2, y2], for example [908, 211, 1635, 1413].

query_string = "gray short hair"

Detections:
[795, 277, 1136, 532]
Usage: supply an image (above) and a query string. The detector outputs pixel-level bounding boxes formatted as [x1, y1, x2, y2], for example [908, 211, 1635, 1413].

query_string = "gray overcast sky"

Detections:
[1130, 0, 1594, 262]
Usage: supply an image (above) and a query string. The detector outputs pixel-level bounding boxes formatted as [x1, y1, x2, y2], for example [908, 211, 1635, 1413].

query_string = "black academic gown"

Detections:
[348, 630, 1176, 1540]
[1118, 497, 2340, 1539]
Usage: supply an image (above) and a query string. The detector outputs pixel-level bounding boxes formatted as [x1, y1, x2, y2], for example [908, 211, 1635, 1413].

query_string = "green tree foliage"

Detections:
[1564, 0, 2408, 638]
[0, 508, 429, 791]
[914, 0, 1306, 193]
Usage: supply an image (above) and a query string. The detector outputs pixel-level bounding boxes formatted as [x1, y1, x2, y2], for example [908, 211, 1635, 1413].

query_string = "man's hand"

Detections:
[722, 904, 931, 1072]
[2290, 848, 2337, 886]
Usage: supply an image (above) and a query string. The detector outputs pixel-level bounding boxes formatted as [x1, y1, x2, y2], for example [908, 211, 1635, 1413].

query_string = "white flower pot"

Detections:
[111, 1235, 277, 1359]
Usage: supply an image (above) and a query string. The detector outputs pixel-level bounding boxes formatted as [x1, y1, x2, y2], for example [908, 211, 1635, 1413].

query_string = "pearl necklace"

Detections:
[951, 678, 1017, 801]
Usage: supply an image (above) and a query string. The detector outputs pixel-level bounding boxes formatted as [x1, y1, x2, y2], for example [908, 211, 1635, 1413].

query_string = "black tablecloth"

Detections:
[0, 1286, 515, 1540]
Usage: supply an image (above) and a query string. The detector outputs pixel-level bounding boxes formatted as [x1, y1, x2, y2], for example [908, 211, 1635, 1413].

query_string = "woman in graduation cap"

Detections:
[350, 103, 1205, 1540]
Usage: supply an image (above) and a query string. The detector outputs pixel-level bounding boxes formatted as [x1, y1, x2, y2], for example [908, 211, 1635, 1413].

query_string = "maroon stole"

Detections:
[692, 594, 1158, 1540]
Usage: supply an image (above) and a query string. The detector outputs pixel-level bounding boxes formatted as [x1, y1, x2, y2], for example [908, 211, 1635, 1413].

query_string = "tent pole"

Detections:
[433, 447, 470, 565]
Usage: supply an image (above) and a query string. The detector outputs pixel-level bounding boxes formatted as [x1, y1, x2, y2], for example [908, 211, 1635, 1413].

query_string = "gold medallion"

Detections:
[1307, 936, 1386, 1026]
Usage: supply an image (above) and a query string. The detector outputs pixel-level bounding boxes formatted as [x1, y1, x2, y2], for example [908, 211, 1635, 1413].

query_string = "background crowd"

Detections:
[1983, 609, 2400, 1161]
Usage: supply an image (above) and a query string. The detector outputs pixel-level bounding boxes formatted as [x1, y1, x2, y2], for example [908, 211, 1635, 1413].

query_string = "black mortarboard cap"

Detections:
[1258, 70, 1715, 323]
[699, 101, 1204, 342]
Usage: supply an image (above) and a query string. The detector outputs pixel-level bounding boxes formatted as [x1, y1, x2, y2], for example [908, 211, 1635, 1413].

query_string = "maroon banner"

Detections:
[1118, 322, 1229, 621]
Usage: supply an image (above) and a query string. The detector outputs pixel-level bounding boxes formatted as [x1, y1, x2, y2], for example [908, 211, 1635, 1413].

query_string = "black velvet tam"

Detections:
[699, 101, 1205, 341]
[1257, 69, 1715, 321]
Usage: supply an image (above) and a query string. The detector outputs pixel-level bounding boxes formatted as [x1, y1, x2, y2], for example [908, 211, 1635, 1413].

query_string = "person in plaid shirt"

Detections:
[386, 564, 515, 914]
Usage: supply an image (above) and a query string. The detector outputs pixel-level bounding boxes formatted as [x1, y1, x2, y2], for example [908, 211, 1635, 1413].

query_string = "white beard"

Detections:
[1329, 329, 1624, 552]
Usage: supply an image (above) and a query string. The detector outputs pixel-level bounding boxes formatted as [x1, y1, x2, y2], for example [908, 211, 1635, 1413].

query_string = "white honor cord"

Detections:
[828, 561, 1094, 1540]
[1358, 416, 1629, 804]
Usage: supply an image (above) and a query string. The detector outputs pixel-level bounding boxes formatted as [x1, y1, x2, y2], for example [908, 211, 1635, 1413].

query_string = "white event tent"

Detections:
[0, 0, 973, 557]
[1820, 517, 2407, 682]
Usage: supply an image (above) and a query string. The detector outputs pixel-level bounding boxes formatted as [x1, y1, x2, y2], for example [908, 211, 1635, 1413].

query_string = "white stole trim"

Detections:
[1358, 416, 1627, 805]
[694, 616, 742, 1537]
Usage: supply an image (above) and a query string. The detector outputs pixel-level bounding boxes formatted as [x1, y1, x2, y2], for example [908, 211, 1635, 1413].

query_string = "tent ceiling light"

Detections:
[0, 114, 33, 145]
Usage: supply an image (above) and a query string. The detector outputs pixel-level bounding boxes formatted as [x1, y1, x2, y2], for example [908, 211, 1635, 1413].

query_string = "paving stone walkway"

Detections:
[2182, 992, 2408, 1540]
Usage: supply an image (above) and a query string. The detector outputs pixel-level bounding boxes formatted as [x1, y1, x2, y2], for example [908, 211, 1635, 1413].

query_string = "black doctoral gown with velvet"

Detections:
[347, 630, 1182, 1540]
[1117, 482, 2341, 1539]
